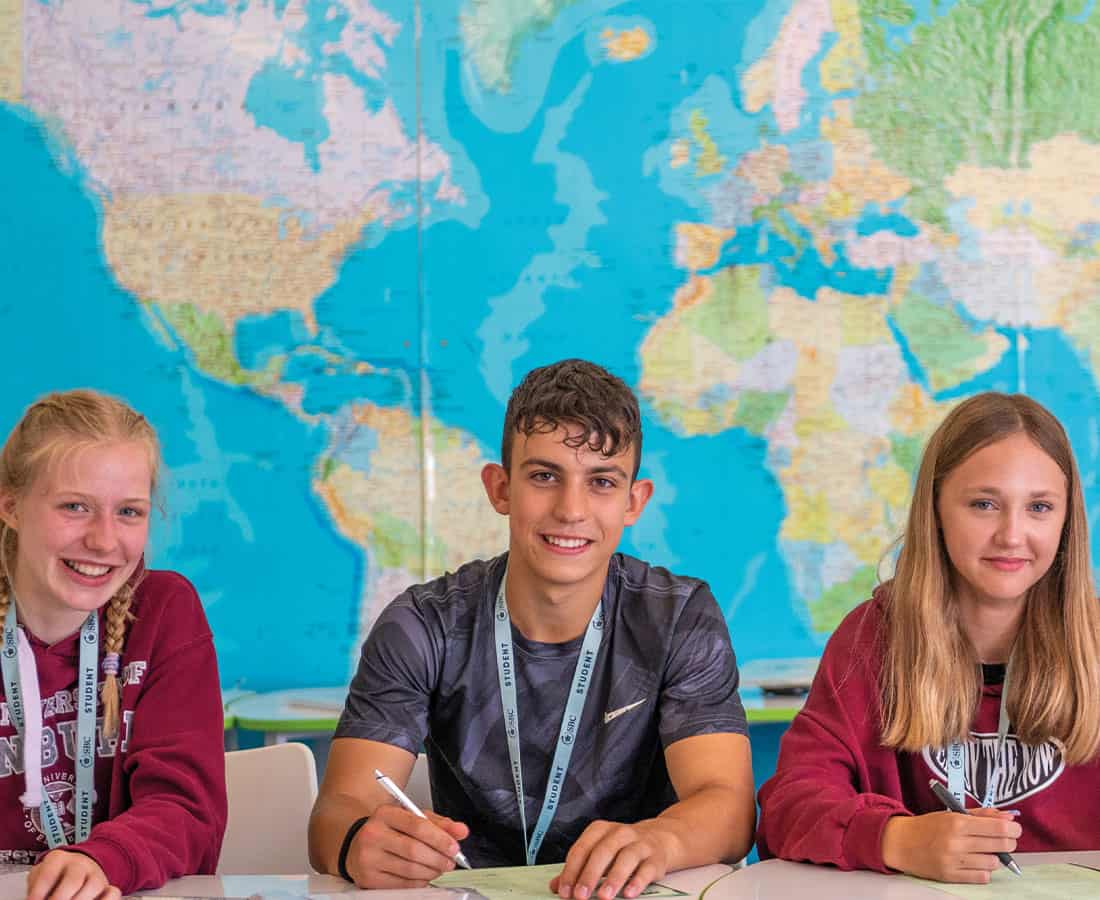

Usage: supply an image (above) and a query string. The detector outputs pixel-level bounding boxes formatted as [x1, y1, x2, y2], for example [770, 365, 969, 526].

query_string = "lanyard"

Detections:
[2, 604, 99, 846]
[494, 572, 604, 865]
[947, 661, 1013, 809]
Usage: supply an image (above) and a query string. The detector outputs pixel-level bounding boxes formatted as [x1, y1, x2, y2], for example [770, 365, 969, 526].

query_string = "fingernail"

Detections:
[559, 886, 572, 899]
[577, 887, 589, 899]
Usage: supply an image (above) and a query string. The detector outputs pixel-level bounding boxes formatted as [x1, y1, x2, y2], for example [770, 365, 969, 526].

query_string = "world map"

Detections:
[2, 0, 1099, 690]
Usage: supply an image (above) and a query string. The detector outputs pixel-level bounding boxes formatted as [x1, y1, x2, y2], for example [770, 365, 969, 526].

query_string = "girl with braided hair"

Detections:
[0, 390, 226, 899]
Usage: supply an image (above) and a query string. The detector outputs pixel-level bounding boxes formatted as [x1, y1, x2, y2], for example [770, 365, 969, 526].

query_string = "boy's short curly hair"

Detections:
[501, 359, 643, 480]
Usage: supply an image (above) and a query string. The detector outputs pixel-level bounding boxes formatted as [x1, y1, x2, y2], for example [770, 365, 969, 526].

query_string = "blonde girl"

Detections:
[0, 390, 226, 899]
[758, 392, 1100, 883]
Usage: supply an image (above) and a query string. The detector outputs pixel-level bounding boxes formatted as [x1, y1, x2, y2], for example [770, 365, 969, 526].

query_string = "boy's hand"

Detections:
[881, 809, 1021, 883]
[550, 819, 676, 900]
[26, 850, 120, 900]
[344, 805, 469, 889]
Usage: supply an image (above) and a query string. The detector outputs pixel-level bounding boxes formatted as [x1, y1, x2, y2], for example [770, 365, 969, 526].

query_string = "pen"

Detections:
[374, 768, 471, 869]
[928, 779, 1022, 877]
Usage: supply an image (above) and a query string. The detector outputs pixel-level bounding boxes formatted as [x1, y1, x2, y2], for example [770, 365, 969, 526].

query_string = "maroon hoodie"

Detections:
[757, 589, 1100, 871]
[0, 569, 226, 893]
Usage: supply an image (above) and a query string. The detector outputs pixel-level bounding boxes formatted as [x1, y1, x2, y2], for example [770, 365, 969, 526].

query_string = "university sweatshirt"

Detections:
[757, 589, 1100, 871]
[0, 569, 227, 893]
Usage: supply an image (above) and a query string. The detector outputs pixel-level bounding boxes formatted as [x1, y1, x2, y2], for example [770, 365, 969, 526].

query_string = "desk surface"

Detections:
[134, 855, 1100, 900]
[138, 863, 734, 898]
[719, 852, 1100, 898]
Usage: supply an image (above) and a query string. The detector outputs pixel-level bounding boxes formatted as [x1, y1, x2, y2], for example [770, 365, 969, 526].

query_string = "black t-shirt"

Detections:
[336, 552, 747, 865]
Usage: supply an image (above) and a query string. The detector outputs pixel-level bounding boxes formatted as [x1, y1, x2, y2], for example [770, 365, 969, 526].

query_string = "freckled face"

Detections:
[1, 441, 152, 630]
[936, 433, 1067, 609]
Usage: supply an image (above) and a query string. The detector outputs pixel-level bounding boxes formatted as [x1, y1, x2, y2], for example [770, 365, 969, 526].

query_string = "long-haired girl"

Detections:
[758, 392, 1100, 883]
[0, 390, 226, 899]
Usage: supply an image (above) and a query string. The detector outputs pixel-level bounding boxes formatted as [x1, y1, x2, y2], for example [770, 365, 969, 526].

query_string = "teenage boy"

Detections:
[309, 359, 754, 897]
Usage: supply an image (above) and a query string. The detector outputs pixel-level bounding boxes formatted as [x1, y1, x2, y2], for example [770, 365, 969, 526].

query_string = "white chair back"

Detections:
[219, 743, 318, 874]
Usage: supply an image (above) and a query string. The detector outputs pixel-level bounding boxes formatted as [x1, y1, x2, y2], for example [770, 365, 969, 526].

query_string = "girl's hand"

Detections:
[881, 808, 1021, 883]
[26, 849, 120, 900]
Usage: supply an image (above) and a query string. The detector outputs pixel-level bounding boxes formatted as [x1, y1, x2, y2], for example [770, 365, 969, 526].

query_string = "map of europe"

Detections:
[3, 0, 1100, 689]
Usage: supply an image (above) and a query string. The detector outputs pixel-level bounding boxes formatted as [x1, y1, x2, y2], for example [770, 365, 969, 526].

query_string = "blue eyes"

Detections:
[59, 502, 146, 519]
[968, 499, 1054, 513]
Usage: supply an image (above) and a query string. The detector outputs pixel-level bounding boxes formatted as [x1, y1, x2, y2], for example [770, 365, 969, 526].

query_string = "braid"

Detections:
[0, 524, 15, 623]
[100, 583, 134, 739]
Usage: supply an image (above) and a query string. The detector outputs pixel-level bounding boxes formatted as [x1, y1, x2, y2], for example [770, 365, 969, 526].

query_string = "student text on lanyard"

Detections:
[1, 603, 99, 847]
[946, 661, 1013, 809]
[494, 570, 605, 865]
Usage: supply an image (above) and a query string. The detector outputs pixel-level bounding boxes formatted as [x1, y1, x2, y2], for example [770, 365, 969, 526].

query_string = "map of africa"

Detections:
[2, 0, 1100, 690]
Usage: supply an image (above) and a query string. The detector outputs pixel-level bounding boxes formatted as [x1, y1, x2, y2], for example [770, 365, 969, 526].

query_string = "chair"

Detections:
[219, 742, 319, 874]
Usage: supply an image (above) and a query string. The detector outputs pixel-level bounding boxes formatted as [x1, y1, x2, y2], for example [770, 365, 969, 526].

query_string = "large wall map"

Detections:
[2, 0, 1099, 688]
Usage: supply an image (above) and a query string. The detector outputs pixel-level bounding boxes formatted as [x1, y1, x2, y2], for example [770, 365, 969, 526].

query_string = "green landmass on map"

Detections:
[156, 301, 282, 388]
[892, 292, 1006, 392]
[680, 266, 769, 362]
[857, 0, 1100, 191]
[809, 564, 878, 633]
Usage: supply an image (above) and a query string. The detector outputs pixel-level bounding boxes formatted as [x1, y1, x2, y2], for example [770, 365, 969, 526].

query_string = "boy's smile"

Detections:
[482, 424, 652, 639]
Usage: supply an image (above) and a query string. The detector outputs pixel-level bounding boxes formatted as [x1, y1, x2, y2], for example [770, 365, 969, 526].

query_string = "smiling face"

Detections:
[0, 440, 152, 640]
[936, 432, 1068, 612]
[482, 425, 653, 610]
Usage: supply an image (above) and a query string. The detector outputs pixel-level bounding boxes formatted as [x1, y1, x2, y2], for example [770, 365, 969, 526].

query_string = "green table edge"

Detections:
[745, 706, 800, 724]
[232, 714, 341, 733]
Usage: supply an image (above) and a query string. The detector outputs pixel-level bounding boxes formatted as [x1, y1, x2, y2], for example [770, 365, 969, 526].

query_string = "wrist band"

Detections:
[337, 815, 370, 882]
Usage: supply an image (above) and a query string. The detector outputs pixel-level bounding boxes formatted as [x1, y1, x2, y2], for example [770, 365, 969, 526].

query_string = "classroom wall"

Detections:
[3, 1, 1100, 692]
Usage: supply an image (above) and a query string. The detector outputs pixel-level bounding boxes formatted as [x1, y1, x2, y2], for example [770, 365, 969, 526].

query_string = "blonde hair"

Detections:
[0, 389, 160, 738]
[881, 392, 1100, 765]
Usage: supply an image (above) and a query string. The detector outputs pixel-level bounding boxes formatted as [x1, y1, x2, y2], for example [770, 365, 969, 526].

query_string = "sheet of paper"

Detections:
[432, 865, 687, 900]
[904, 863, 1100, 899]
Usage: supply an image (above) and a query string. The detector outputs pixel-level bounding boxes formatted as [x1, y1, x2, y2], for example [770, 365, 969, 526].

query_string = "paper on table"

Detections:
[432, 865, 688, 900]
[904, 863, 1100, 899]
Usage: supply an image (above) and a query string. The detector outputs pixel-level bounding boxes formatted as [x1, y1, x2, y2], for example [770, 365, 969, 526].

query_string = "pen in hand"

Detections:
[374, 768, 472, 869]
[928, 779, 1022, 877]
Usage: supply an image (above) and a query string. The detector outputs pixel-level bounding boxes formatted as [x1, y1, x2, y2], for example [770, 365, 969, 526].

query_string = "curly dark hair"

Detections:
[501, 359, 642, 479]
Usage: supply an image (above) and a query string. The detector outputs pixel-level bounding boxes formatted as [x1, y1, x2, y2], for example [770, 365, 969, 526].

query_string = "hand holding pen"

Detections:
[928, 780, 1022, 877]
[375, 769, 472, 869]
[336, 769, 470, 889]
[880, 783, 1022, 884]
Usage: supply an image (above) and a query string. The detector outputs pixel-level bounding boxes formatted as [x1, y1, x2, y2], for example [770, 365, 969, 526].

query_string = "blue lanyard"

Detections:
[494, 573, 604, 865]
[1, 604, 99, 846]
[947, 662, 1013, 809]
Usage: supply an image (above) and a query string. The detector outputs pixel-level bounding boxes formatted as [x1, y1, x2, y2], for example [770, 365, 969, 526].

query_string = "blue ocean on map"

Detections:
[0, 106, 359, 688]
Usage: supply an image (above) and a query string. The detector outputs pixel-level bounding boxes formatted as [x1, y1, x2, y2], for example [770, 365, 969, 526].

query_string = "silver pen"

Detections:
[374, 768, 471, 869]
[928, 779, 1022, 876]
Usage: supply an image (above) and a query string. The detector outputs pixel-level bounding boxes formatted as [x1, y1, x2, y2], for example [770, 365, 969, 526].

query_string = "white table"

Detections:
[712, 852, 1100, 898]
[136, 863, 735, 898]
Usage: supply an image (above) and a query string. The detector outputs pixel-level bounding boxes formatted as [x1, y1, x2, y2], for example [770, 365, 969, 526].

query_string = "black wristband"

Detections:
[337, 815, 370, 882]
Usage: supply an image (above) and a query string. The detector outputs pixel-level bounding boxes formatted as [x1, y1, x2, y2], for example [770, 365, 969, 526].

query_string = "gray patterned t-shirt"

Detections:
[336, 552, 747, 866]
